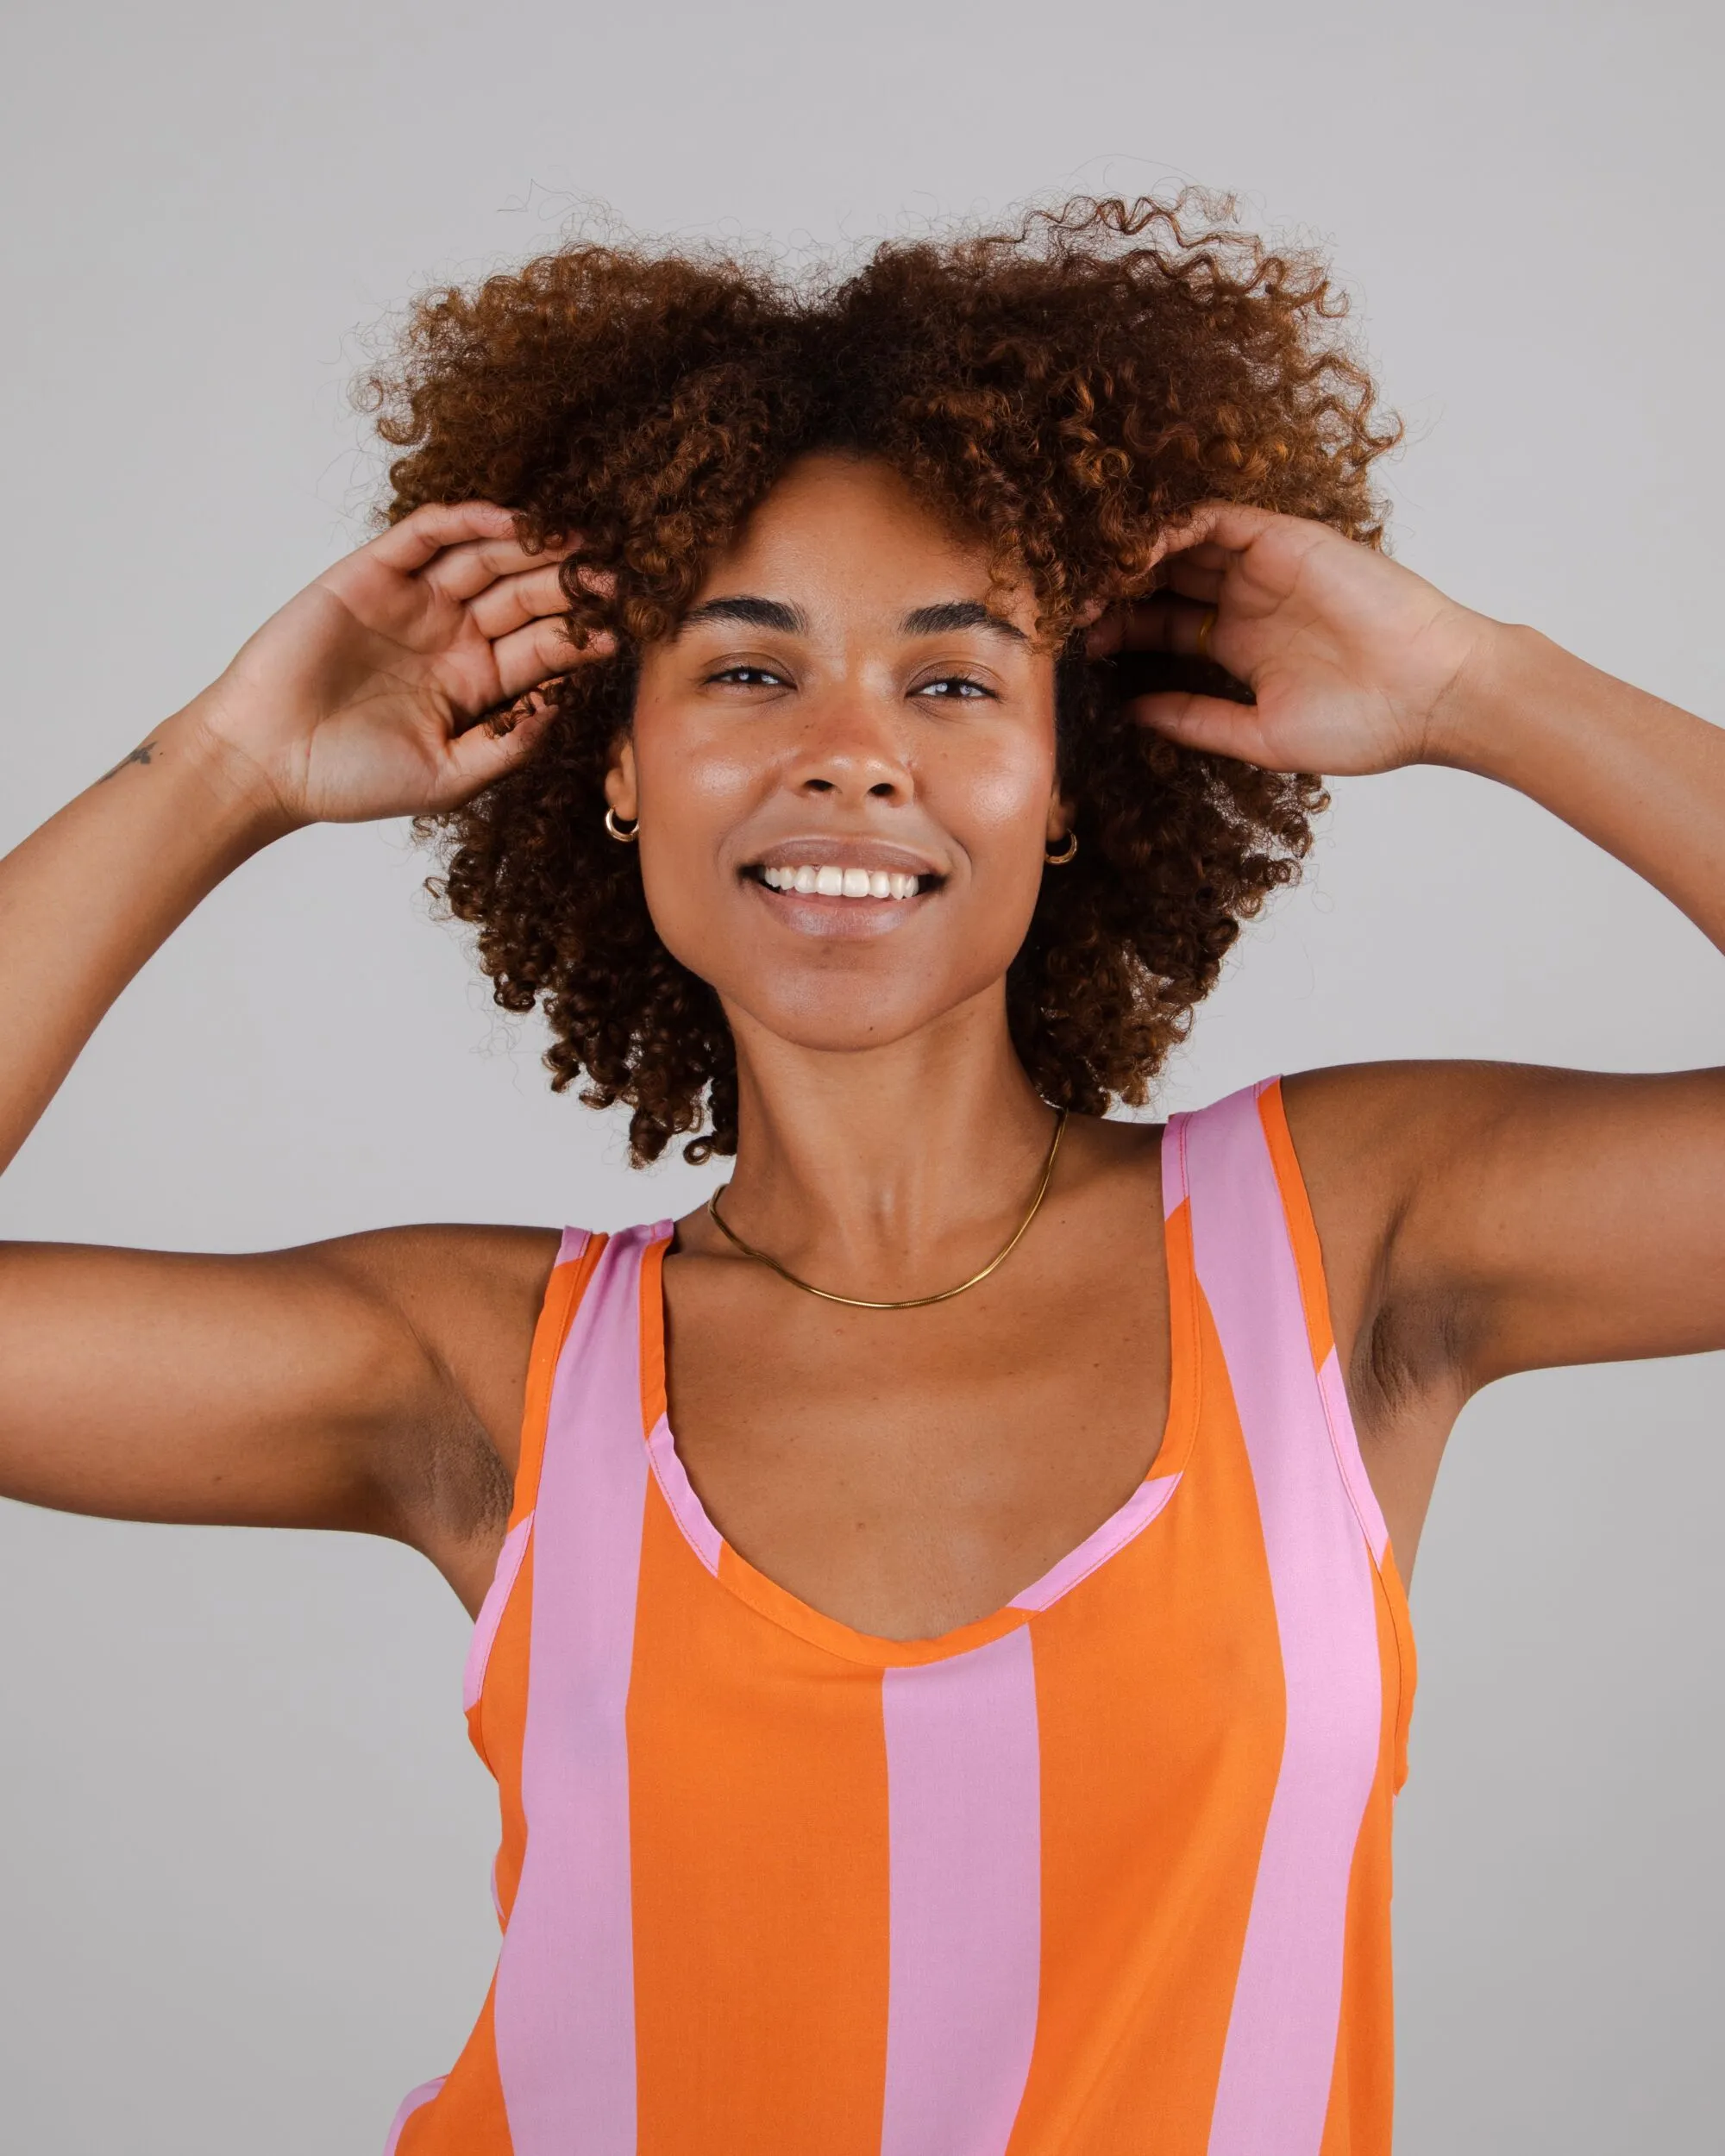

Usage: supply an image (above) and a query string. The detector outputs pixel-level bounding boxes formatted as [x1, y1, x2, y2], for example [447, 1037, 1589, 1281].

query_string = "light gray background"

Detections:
[1, 1, 1720, 2148]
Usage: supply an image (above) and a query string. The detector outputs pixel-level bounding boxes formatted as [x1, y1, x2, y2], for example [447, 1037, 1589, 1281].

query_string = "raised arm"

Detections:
[0, 503, 592, 1606]
[1095, 506, 1725, 1563]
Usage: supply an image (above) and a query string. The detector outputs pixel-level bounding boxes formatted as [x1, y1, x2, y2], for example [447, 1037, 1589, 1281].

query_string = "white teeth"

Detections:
[759, 864, 928, 899]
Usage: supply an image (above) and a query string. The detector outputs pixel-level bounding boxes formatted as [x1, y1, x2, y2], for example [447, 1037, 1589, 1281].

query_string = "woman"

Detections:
[2, 197, 1719, 2153]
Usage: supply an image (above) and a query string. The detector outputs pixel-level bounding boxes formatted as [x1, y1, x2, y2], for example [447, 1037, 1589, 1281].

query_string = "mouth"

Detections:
[744, 862, 936, 901]
[738, 842, 946, 932]
[741, 839, 945, 906]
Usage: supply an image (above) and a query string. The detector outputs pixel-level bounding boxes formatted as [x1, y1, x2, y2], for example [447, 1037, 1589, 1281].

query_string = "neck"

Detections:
[716, 987, 1058, 1296]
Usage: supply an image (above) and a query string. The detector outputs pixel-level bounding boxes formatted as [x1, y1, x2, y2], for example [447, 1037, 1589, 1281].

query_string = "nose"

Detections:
[787, 693, 913, 805]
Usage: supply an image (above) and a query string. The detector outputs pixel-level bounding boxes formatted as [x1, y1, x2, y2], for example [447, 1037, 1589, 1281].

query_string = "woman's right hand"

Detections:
[0, 505, 609, 1557]
[182, 500, 603, 829]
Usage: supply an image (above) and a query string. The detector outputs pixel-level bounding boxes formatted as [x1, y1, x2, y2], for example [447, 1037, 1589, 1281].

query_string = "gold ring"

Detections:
[1195, 608, 1218, 661]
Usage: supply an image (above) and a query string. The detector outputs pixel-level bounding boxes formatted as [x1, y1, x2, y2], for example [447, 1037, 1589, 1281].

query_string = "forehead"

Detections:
[692, 454, 1032, 627]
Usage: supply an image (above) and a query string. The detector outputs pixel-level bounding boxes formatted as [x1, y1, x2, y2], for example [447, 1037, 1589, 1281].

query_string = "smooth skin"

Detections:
[1, 456, 1722, 1639]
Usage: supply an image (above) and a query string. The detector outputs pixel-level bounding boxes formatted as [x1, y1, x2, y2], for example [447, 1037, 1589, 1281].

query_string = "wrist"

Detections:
[1419, 617, 1564, 782]
[164, 691, 308, 849]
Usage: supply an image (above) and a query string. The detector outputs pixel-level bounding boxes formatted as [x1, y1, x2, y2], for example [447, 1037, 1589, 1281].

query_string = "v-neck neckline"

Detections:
[635, 1130, 1201, 1669]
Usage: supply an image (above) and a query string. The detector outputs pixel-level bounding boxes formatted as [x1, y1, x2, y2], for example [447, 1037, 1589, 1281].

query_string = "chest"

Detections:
[660, 1220, 1171, 1641]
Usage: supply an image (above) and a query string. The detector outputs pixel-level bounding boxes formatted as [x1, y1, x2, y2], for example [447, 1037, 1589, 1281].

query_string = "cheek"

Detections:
[937, 732, 1058, 876]
[634, 698, 761, 826]
[626, 704, 761, 961]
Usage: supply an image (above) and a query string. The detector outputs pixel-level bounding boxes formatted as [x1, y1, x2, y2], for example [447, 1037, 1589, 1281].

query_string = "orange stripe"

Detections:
[1257, 1080, 1335, 1369]
[1008, 1279, 1284, 2154]
[394, 1984, 513, 2155]
[478, 1530, 534, 1921]
[628, 1481, 891, 2156]
[638, 1232, 668, 1434]
[1156, 1189, 1204, 1484]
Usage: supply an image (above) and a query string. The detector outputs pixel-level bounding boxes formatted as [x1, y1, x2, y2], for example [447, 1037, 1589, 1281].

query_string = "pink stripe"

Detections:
[462, 1512, 534, 1713]
[492, 1223, 667, 2156]
[383, 2077, 446, 2155]
[555, 1224, 592, 1267]
[881, 1626, 1041, 2156]
[1178, 1087, 1383, 2156]
[1317, 1346, 1389, 1566]
[1009, 1474, 1181, 1611]
[645, 1413, 723, 1574]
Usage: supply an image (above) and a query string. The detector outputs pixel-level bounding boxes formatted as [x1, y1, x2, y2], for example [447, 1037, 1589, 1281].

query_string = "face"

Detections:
[608, 455, 1068, 1057]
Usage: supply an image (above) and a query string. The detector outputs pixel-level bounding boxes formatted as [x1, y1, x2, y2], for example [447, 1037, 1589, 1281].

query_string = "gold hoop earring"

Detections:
[1044, 830, 1078, 866]
[605, 807, 639, 844]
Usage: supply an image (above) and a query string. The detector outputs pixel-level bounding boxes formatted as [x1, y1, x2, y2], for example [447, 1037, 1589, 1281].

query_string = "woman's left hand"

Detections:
[1088, 503, 1495, 775]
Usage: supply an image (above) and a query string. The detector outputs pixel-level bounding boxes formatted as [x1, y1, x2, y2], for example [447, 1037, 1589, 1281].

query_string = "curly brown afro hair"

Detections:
[363, 192, 1399, 1164]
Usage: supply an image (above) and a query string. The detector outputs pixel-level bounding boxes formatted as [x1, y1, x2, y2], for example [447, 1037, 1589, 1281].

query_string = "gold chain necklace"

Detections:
[706, 1109, 1068, 1312]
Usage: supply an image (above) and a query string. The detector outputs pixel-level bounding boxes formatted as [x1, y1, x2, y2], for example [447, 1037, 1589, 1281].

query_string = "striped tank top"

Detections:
[387, 1076, 1416, 2155]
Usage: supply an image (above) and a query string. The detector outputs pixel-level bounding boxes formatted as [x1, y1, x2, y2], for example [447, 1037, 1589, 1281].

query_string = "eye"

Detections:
[913, 674, 995, 701]
[707, 663, 790, 689]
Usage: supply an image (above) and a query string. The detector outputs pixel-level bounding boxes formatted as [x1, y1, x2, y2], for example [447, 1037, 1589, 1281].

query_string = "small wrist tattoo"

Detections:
[97, 741, 158, 781]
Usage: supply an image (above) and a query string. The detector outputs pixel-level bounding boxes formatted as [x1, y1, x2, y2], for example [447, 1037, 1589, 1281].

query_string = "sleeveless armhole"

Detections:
[462, 1228, 607, 1767]
[1255, 1079, 1418, 1791]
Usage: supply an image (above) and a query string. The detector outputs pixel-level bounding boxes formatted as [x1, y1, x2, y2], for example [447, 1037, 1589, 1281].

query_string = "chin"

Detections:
[658, 908, 1027, 1061]
[717, 967, 974, 1057]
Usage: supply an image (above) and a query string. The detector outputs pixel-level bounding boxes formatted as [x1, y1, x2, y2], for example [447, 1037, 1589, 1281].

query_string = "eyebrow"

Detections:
[677, 594, 1029, 645]
[900, 601, 1028, 646]
[678, 595, 809, 636]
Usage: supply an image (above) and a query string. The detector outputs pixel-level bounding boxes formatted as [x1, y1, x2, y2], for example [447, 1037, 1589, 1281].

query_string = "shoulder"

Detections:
[314, 1219, 565, 1309]
[309, 1220, 564, 1470]
[1277, 1057, 1577, 1233]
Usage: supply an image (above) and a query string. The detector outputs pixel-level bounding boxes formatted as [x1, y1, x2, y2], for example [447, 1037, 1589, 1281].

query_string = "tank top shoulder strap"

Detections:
[512, 1219, 674, 1523]
[1166, 1075, 1390, 1566]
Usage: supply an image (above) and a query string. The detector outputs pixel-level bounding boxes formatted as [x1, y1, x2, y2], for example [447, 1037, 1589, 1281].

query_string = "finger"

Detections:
[367, 500, 520, 573]
[1162, 541, 1237, 573]
[467, 561, 578, 641]
[491, 616, 613, 702]
[442, 693, 562, 793]
[1159, 558, 1225, 605]
[422, 532, 588, 604]
[1088, 596, 1217, 658]
[1145, 501, 1282, 573]
[1126, 692, 1294, 769]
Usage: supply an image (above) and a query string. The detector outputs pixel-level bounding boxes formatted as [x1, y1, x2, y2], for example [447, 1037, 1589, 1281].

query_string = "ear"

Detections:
[605, 738, 639, 822]
[1045, 788, 1076, 849]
